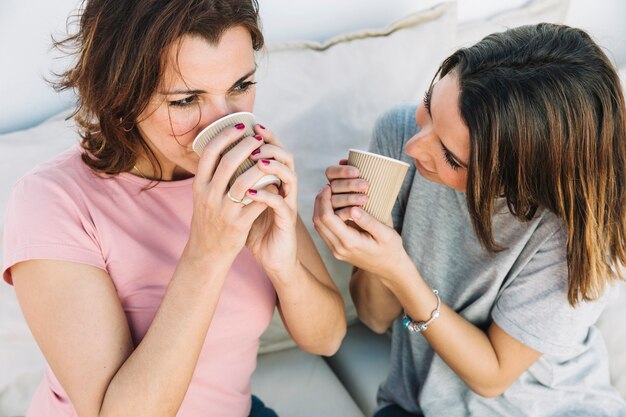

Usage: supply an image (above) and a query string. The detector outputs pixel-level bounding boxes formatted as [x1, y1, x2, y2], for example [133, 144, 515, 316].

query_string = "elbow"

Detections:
[298, 322, 347, 357]
[468, 382, 510, 399]
[361, 320, 389, 334]
[320, 330, 345, 356]
[355, 307, 392, 335]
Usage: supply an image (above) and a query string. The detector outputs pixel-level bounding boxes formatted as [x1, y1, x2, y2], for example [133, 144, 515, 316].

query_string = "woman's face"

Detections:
[406, 72, 470, 192]
[136, 27, 257, 180]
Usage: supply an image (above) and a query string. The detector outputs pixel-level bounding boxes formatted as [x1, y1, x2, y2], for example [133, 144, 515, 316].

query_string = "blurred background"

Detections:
[0, 0, 624, 134]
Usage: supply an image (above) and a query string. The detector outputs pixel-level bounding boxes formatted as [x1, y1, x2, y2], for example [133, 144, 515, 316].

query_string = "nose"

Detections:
[405, 125, 438, 170]
[198, 96, 234, 129]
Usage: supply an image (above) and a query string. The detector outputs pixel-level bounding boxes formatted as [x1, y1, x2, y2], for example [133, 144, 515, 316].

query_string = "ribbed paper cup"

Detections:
[348, 149, 410, 223]
[192, 112, 280, 204]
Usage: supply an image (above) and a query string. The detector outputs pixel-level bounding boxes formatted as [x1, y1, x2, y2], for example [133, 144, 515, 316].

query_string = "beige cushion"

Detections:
[456, 0, 570, 48]
[255, 2, 457, 354]
[252, 347, 365, 417]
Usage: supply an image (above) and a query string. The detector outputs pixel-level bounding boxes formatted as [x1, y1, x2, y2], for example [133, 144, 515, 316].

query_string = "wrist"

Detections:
[266, 258, 304, 289]
[181, 243, 236, 276]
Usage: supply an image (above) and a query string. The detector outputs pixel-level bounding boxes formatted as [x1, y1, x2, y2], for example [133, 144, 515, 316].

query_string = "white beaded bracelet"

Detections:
[402, 289, 441, 333]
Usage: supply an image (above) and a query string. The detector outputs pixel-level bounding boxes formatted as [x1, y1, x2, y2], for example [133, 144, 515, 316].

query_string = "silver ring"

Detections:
[227, 190, 244, 204]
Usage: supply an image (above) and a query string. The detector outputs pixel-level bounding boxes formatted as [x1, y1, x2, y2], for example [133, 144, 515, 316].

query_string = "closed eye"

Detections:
[231, 80, 257, 94]
[168, 95, 198, 107]
[423, 88, 432, 114]
[442, 146, 461, 170]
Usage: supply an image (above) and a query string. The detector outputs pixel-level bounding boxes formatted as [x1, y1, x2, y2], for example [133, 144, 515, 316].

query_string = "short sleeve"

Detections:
[3, 172, 105, 284]
[368, 103, 419, 232]
[491, 227, 607, 357]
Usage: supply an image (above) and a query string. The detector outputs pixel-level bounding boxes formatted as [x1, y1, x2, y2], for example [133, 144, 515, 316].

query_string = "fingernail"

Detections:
[235, 123, 245, 130]
[352, 208, 362, 219]
[358, 180, 368, 190]
[261, 159, 270, 166]
[251, 148, 261, 156]
[254, 134, 263, 141]
[358, 195, 367, 204]
[248, 189, 257, 195]
[257, 124, 266, 130]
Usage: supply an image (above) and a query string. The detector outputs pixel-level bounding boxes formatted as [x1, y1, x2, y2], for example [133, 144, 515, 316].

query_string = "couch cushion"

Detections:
[324, 323, 392, 416]
[254, 2, 457, 354]
[252, 347, 365, 417]
[456, 0, 570, 48]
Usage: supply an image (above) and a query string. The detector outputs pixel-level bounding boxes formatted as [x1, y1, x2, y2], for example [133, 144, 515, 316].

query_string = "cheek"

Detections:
[167, 109, 203, 137]
[439, 167, 467, 192]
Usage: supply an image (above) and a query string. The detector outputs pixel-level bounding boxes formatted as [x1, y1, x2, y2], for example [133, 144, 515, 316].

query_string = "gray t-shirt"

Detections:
[371, 104, 626, 417]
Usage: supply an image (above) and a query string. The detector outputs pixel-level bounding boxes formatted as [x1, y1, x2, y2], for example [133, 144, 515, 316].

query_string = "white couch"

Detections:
[1, 1, 625, 416]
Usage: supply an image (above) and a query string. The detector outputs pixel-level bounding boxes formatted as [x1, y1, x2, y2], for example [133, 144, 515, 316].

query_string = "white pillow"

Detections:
[0, 0, 80, 134]
[0, 111, 79, 414]
[456, 0, 570, 48]
[254, 3, 457, 353]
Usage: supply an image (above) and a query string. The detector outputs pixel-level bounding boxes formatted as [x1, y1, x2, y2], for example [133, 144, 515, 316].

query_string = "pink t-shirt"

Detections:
[3, 145, 277, 417]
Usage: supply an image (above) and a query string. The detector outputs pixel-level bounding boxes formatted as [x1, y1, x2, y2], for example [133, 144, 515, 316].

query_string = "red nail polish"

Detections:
[235, 123, 245, 130]
[261, 159, 270, 166]
[248, 189, 257, 195]
[251, 148, 261, 156]
[258, 124, 266, 130]
[254, 134, 263, 141]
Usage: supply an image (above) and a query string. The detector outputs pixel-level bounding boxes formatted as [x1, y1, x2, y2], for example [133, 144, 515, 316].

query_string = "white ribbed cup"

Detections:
[348, 149, 410, 223]
[192, 112, 280, 204]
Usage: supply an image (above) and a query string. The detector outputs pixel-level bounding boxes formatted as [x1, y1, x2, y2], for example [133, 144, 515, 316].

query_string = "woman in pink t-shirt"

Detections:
[2, 0, 346, 416]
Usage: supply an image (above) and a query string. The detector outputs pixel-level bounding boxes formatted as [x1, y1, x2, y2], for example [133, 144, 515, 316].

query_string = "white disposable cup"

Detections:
[192, 112, 280, 205]
[347, 149, 410, 223]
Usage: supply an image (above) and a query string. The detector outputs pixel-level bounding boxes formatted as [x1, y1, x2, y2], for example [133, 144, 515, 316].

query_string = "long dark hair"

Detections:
[437, 23, 626, 305]
[53, 0, 264, 177]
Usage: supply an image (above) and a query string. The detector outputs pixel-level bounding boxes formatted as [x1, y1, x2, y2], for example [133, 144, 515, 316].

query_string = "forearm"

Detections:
[271, 261, 346, 356]
[384, 265, 535, 397]
[350, 267, 402, 334]
[100, 249, 232, 417]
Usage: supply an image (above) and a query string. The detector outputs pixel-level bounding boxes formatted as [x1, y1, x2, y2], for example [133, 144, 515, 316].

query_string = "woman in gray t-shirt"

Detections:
[313, 23, 626, 416]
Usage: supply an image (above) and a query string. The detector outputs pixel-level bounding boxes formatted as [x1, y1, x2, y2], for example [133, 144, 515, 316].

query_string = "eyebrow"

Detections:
[160, 68, 257, 95]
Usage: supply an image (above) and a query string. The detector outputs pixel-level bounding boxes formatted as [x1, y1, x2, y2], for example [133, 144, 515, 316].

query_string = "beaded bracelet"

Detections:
[402, 289, 441, 333]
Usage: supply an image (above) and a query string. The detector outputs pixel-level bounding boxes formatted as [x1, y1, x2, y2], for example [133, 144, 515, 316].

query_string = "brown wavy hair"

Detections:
[435, 23, 626, 305]
[53, 0, 264, 177]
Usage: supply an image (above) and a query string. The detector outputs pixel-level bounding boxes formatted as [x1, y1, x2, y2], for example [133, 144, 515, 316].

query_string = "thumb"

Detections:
[349, 206, 386, 237]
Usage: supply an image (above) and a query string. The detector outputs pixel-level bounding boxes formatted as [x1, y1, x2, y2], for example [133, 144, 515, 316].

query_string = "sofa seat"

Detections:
[252, 347, 364, 417]
[324, 323, 392, 416]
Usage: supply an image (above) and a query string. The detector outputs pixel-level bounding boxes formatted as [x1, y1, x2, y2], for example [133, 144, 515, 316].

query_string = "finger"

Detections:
[348, 206, 391, 240]
[315, 184, 360, 243]
[331, 192, 368, 210]
[253, 123, 284, 148]
[329, 178, 369, 194]
[325, 164, 360, 182]
[243, 188, 294, 226]
[313, 186, 345, 251]
[212, 134, 265, 193]
[334, 207, 354, 222]
[227, 164, 267, 204]
[195, 124, 247, 185]
[255, 159, 298, 210]
[249, 143, 295, 171]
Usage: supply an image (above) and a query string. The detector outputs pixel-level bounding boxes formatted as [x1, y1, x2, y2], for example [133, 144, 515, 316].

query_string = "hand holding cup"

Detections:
[192, 112, 281, 205]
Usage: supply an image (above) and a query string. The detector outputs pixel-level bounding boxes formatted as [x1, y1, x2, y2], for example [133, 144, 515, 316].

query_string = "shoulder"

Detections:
[8, 145, 103, 216]
[370, 103, 420, 160]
